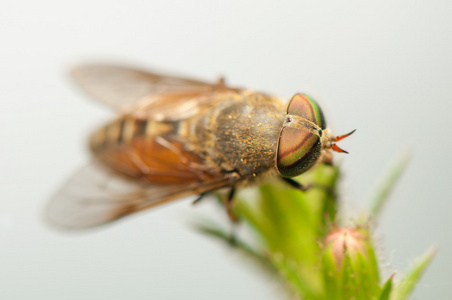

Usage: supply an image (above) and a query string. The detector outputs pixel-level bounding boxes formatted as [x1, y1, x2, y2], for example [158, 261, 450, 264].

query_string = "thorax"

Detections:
[186, 91, 285, 177]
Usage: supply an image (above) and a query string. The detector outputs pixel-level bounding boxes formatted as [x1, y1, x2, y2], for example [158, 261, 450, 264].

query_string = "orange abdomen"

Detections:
[89, 116, 217, 185]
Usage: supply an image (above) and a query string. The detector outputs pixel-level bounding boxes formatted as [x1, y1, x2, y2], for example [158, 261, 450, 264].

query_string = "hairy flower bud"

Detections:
[322, 227, 380, 299]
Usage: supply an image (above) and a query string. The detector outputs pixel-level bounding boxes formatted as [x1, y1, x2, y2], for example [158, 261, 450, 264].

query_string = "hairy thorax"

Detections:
[189, 91, 285, 178]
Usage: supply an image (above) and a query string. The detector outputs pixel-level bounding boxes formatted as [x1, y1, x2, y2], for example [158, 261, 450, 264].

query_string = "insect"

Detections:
[47, 64, 354, 229]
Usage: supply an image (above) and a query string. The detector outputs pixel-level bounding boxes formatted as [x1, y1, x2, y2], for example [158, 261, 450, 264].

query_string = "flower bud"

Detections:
[322, 227, 380, 299]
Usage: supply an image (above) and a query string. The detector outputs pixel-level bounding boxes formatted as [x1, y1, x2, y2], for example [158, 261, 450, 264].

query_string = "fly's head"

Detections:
[276, 93, 355, 177]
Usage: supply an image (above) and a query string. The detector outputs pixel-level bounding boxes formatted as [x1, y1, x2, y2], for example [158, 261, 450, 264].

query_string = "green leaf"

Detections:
[309, 163, 341, 225]
[369, 152, 410, 219]
[322, 245, 343, 300]
[379, 274, 394, 300]
[391, 247, 438, 300]
[191, 217, 278, 277]
[272, 253, 325, 300]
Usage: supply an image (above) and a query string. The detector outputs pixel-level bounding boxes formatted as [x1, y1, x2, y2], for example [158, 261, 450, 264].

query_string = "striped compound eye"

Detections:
[286, 93, 326, 129]
[276, 94, 325, 177]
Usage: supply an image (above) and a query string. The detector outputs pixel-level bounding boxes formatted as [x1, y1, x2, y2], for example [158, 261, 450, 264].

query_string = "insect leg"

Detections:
[224, 187, 239, 245]
[191, 193, 206, 205]
[224, 187, 239, 222]
[282, 177, 335, 196]
[281, 177, 312, 191]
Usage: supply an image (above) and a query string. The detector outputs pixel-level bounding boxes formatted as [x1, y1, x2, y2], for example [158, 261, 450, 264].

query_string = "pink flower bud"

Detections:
[322, 227, 380, 298]
[324, 227, 369, 269]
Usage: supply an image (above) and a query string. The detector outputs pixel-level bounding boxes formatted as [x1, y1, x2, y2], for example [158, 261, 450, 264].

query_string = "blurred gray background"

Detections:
[1, 0, 451, 299]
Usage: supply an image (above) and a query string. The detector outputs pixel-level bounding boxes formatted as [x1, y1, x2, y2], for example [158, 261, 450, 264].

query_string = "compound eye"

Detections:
[276, 126, 321, 177]
[287, 94, 326, 129]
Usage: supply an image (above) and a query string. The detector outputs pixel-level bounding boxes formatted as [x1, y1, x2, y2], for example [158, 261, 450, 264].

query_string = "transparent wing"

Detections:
[46, 160, 230, 229]
[71, 64, 237, 110]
